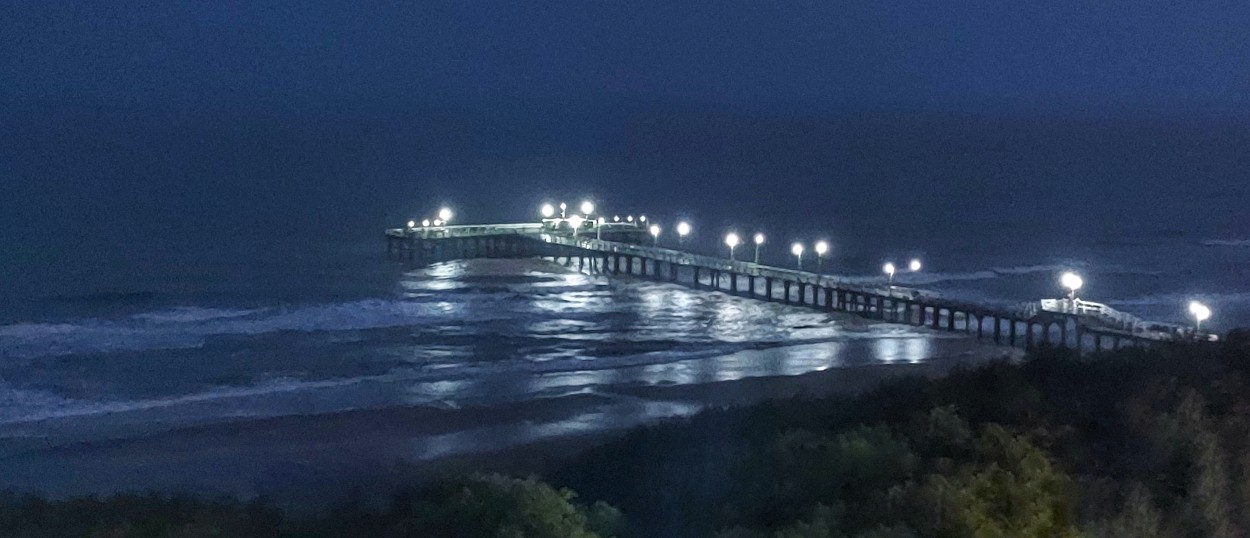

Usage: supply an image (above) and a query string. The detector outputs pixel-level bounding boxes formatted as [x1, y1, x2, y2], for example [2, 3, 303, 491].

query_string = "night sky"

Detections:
[2, 1, 1247, 249]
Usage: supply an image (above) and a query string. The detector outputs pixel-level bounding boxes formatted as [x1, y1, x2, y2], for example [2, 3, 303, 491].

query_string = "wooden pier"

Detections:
[386, 223, 1196, 353]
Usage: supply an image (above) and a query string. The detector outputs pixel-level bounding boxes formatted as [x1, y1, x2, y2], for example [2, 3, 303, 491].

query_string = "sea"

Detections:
[1, 109, 1247, 496]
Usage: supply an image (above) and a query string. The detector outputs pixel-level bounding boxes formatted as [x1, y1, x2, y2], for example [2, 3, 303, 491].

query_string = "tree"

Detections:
[919, 425, 1080, 538]
[383, 474, 612, 538]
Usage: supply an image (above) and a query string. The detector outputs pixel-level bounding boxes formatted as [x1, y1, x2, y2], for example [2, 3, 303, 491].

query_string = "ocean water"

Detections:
[2, 111, 1249, 495]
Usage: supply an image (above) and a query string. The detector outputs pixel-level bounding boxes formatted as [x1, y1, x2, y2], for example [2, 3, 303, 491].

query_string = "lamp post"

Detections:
[791, 242, 804, 270]
[438, 207, 452, 224]
[568, 215, 585, 238]
[725, 233, 740, 261]
[1189, 301, 1211, 334]
[407, 220, 416, 229]
[909, 259, 922, 272]
[884, 262, 896, 285]
[421, 219, 430, 227]
[814, 241, 829, 275]
[1061, 272, 1083, 302]
[649, 224, 661, 246]
[677, 221, 691, 246]
[541, 204, 555, 219]
[580, 201, 594, 216]
[559, 203, 567, 219]
[753, 233, 765, 264]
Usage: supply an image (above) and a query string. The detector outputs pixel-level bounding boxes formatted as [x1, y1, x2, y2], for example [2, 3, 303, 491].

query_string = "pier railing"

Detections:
[385, 222, 1207, 347]
[540, 233, 932, 303]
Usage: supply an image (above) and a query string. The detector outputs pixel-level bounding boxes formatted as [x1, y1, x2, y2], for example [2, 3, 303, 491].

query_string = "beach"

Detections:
[0, 335, 1015, 510]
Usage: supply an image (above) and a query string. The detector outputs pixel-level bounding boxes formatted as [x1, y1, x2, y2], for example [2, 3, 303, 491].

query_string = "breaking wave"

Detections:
[1203, 239, 1250, 247]
[0, 299, 483, 360]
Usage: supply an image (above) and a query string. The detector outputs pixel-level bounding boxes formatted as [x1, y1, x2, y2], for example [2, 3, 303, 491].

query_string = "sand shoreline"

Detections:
[0, 348, 1016, 510]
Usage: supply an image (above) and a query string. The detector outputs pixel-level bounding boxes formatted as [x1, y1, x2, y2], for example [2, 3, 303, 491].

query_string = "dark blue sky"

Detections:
[1, 1, 1248, 251]
[4, 0, 1247, 114]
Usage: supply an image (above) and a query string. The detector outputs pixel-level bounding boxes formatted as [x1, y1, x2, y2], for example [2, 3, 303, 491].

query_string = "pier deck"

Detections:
[386, 223, 1200, 352]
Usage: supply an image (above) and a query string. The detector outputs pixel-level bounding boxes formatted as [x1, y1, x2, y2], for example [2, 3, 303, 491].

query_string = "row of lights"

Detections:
[540, 201, 662, 241]
[411, 206, 1214, 333]
[407, 207, 454, 229]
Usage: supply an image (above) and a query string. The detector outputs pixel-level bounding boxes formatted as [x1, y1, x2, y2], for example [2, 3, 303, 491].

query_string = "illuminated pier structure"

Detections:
[386, 221, 1206, 353]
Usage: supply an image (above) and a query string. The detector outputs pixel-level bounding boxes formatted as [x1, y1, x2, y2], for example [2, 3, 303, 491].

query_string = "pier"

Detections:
[386, 221, 1204, 353]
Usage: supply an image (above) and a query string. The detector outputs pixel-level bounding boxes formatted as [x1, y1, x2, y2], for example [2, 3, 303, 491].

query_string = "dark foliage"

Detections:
[8, 339, 1250, 537]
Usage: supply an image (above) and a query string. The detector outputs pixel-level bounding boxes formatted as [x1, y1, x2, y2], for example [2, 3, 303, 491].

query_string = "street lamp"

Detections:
[649, 224, 661, 246]
[909, 259, 922, 272]
[627, 215, 634, 223]
[1189, 301, 1211, 333]
[677, 221, 691, 245]
[791, 242, 804, 270]
[568, 215, 585, 237]
[597, 217, 605, 239]
[1061, 272, 1083, 301]
[753, 233, 765, 264]
[559, 203, 567, 218]
[725, 233, 740, 260]
[438, 207, 453, 223]
[883, 262, 897, 285]
[421, 219, 430, 227]
[640, 215, 647, 223]
[580, 201, 594, 216]
[613, 215, 621, 222]
[541, 204, 555, 218]
[407, 220, 416, 229]
[814, 241, 829, 275]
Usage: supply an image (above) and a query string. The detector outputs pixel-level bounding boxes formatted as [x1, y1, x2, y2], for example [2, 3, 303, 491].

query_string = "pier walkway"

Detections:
[386, 223, 1200, 353]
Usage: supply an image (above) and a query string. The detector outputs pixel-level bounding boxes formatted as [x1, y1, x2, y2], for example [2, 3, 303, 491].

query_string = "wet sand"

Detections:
[0, 345, 1016, 510]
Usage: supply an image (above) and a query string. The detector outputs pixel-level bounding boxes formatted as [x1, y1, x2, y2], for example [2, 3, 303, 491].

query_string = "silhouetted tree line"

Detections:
[3, 331, 1250, 537]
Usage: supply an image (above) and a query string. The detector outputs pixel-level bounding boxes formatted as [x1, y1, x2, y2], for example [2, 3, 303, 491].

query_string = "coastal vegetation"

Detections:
[3, 333, 1250, 537]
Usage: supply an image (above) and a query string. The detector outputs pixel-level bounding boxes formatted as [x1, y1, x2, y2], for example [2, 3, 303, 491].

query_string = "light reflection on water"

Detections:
[0, 258, 998, 435]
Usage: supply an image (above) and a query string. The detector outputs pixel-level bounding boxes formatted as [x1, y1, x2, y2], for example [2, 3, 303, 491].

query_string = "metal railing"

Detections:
[538, 233, 933, 302]
[386, 222, 1203, 342]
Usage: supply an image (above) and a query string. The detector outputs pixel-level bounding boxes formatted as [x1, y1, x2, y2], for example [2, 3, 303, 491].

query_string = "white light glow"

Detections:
[407, 220, 416, 228]
[725, 233, 740, 248]
[883, 262, 896, 276]
[677, 221, 691, 236]
[791, 243, 804, 256]
[541, 204, 555, 218]
[627, 215, 634, 222]
[1061, 272, 1083, 292]
[580, 201, 594, 215]
[909, 259, 922, 272]
[421, 219, 431, 227]
[1190, 301, 1211, 322]
[754, 233, 765, 245]
[438, 207, 452, 222]
[568, 215, 585, 229]
[649, 224, 661, 237]
[815, 241, 829, 256]
[639, 215, 647, 223]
